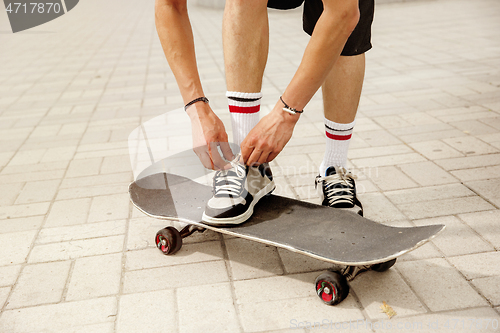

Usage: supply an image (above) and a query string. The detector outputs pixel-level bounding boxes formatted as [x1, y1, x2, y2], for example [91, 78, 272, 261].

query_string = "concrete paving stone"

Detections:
[6, 149, 46, 167]
[374, 307, 500, 333]
[56, 184, 129, 201]
[350, 269, 426, 320]
[0, 216, 44, 234]
[87, 193, 130, 222]
[40, 146, 77, 162]
[59, 172, 133, 189]
[6, 261, 71, 309]
[0, 297, 117, 333]
[466, 178, 500, 207]
[37, 220, 126, 244]
[0, 230, 37, 266]
[357, 130, 403, 147]
[398, 196, 494, 220]
[357, 193, 407, 223]
[100, 155, 133, 174]
[28, 125, 61, 138]
[396, 258, 488, 312]
[0, 286, 10, 310]
[0, 170, 65, 185]
[123, 260, 228, 293]
[178, 282, 240, 333]
[435, 153, 500, 171]
[0, 152, 15, 168]
[452, 165, 500, 182]
[14, 179, 60, 204]
[66, 253, 122, 301]
[28, 235, 125, 263]
[65, 157, 102, 178]
[74, 148, 130, 160]
[277, 249, 332, 274]
[0, 265, 21, 287]
[58, 123, 88, 137]
[116, 290, 175, 333]
[384, 184, 475, 205]
[233, 272, 320, 305]
[45, 198, 91, 227]
[126, 241, 224, 270]
[443, 136, 499, 156]
[293, 185, 317, 200]
[351, 153, 427, 169]
[373, 115, 411, 129]
[413, 216, 494, 257]
[450, 120, 499, 136]
[458, 210, 500, 249]
[348, 145, 413, 159]
[448, 252, 500, 280]
[0, 161, 69, 176]
[0, 183, 23, 206]
[409, 140, 463, 160]
[238, 295, 363, 332]
[369, 166, 419, 191]
[57, 323, 115, 333]
[472, 276, 500, 306]
[225, 237, 284, 280]
[398, 161, 458, 186]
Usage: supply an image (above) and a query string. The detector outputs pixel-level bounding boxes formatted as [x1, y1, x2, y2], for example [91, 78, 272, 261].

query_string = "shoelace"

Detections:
[213, 159, 246, 197]
[316, 168, 357, 206]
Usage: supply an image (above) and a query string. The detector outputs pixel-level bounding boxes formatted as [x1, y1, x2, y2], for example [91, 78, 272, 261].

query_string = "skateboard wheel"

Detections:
[315, 271, 349, 306]
[155, 227, 182, 255]
[371, 258, 397, 272]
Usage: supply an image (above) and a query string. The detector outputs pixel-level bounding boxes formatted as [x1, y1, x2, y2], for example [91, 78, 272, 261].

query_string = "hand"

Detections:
[187, 102, 234, 170]
[241, 100, 300, 166]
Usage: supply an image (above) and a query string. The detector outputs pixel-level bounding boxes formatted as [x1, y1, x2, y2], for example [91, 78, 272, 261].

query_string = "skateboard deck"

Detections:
[129, 172, 445, 266]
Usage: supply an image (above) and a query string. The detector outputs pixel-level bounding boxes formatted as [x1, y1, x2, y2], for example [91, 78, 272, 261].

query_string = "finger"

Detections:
[219, 141, 235, 162]
[208, 142, 227, 170]
[246, 150, 263, 167]
[267, 150, 280, 163]
[196, 150, 214, 170]
[257, 151, 271, 165]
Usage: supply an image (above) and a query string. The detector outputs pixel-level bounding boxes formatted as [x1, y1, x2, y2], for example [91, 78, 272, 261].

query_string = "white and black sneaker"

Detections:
[315, 166, 363, 215]
[202, 156, 275, 226]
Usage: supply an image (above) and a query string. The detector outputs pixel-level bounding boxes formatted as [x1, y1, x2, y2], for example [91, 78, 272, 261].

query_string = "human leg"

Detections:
[223, 0, 269, 147]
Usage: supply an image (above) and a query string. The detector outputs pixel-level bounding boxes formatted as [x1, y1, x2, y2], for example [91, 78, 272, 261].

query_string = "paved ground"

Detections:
[0, 0, 500, 332]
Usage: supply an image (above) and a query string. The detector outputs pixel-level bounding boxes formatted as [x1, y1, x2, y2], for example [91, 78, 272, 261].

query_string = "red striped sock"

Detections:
[227, 91, 262, 146]
[320, 118, 356, 175]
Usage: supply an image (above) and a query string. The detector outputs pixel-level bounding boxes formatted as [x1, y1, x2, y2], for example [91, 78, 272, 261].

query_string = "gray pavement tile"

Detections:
[397, 258, 489, 312]
[178, 282, 240, 333]
[7, 261, 71, 309]
[225, 237, 284, 280]
[458, 210, 500, 250]
[66, 253, 122, 301]
[350, 269, 426, 320]
[123, 260, 228, 294]
[0, 297, 117, 333]
[374, 307, 500, 333]
[0, 230, 37, 266]
[448, 252, 500, 280]
[413, 216, 494, 257]
[466, 178, 500, 207]
[116, 290, 177, 333]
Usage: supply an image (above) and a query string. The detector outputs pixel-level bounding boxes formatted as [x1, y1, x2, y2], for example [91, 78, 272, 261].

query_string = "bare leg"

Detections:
[322, 54, 365, 123]
[223, 0, 269, 93]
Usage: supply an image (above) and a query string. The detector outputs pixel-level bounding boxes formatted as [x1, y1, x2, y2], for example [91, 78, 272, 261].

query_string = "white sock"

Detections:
[227, 91, 261, 147]
[319, 117, 356, 176]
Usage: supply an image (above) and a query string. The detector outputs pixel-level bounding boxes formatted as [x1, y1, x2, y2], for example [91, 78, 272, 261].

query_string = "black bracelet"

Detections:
[280, 96, 303, 115]
[185, 96, 209, 111]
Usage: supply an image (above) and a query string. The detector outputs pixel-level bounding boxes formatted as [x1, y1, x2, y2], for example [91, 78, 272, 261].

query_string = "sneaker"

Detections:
[315, 166, 363, 214]
[202, 156, 275, 226]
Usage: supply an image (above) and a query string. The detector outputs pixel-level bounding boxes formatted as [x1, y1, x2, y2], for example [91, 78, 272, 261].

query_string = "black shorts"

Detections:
[267, 0, 374, 56]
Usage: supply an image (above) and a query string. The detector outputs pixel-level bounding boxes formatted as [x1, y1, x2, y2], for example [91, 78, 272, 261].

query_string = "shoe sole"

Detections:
[201, 181, 276, 227]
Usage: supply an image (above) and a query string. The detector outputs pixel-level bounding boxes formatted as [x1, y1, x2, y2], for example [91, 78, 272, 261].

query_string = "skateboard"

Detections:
[129, 164, 445, 306]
